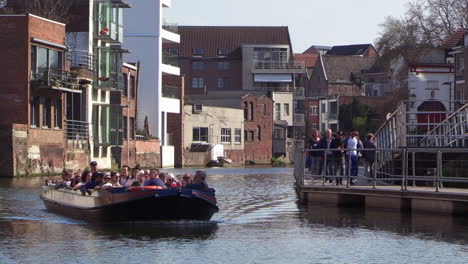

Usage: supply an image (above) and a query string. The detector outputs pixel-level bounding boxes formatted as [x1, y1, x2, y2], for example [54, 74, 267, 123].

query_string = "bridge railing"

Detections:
[294, 147, 468, 192]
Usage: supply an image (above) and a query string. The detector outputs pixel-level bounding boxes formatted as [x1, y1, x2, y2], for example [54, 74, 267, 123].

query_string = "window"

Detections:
[129, 75, 136, 98]
[192, 61, 204, 71]
[310, 106, 318, 115]
[30, 96, 40, 127]
[257, 126, 261, 141]
[262, 103, 267, 116]
[284, 103, 290, 116]
[457, 57, 464, 75]
[243, 102, 248, 120]
[31, 45, 63, 73]
[311, 123, 318, 129]
[217, 77, 229, 89]
[249, 131, 255, 142]
[54, 99, 62, 129]
[192, 78, 204, 89]
[235, 128, 241, 144]
[92, 89, 98, 101]
[218, 61, 230, 70]
[168, 48, 178, 55]
[129, 118, 135, 139]
[123, 116, 127, 139]
[250, 102, 254, 120]
[426, 80, 439, 90]
[101, 90, 106, 102]
[123, 73, 128, 96]
[193, 127, 208, 142]
[221, 128, 231, 143]
[275, 103, 281, 120]
[192, 48, 204, 56]
[42, 98, 51, 128]
[274, 128, 284, 139]
[218, 48, 229, 56]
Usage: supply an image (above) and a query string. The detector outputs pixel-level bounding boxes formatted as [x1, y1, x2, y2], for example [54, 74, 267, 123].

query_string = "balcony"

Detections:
[293, 113, 305, 127]
[31, 68, 81, 93]
[252, 60, 304, 74]
[93, 1, 127, 43]
[162, 24, 180, 44]
[162, 52, 180, 75]
[162, 85, 180, 99]
[321, 112, 338, 121]
[68, 51, 95, 71]
[65, 120, 89, 141]
[294, 87, 305, 100]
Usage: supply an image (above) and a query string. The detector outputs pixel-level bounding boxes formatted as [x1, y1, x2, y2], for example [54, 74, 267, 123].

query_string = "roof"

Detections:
[302, 45, 331, 54]
[321, 55, 377, 82]
[326, 44, 373, 56]
[294, 53, 319, 67]
[174, 26, 292, 57]
[440, 29, 466, 48]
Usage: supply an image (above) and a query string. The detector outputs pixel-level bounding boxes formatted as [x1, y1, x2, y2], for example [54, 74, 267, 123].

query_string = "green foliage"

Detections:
[339, 99, 376, 134]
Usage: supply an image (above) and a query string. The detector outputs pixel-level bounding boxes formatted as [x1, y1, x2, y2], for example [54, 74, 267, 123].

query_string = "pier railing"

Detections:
[293, 147, 468, 192]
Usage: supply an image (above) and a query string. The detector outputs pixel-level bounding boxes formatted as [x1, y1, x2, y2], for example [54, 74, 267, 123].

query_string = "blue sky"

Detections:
[165, 0, 410, 53]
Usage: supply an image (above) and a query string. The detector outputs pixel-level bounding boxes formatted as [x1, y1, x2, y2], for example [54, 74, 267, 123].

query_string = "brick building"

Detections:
[0, 14, 87, 176]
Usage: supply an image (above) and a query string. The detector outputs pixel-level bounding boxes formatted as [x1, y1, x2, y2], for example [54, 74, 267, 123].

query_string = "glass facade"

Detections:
[95, 47, 124, 90]
[94, 1, 124, 43]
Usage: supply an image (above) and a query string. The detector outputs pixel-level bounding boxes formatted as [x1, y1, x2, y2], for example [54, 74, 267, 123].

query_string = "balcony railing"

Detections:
[162, 85, 180, 99]
[163, 24, 179, 34]
[162, 52, 179, 67]
[31, 68, 80, 92]
[253, 60, 304, 70]
[68, 50, 95, 71]
[65, 120, 89, 141]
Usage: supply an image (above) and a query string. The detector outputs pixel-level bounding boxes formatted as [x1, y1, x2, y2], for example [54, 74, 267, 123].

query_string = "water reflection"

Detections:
[301, 204, 468, 245]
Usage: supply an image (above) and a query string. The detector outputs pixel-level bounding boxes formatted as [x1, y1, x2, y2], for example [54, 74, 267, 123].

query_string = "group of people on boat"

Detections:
[306, 128, 376, 185]
[49, 161, 210, 194]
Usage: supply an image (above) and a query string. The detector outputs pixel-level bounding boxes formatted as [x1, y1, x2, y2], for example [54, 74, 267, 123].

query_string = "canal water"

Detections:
[1, 167, 468, 264]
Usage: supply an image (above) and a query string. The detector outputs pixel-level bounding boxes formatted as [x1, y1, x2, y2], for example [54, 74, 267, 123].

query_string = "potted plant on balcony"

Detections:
[69, 70, 80, 89]
[51, 76, 60, 87]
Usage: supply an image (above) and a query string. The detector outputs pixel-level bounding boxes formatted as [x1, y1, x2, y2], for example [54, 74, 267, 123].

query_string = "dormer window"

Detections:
[218, 48, 229, 56]
[192, 48, 204, 56]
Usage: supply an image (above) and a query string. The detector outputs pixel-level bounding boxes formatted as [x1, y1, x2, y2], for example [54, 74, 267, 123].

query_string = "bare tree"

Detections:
[22, 0, 72, 23]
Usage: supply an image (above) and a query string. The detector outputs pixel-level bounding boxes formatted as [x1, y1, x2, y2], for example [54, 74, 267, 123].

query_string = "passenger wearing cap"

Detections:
[90, 161, 99, 174]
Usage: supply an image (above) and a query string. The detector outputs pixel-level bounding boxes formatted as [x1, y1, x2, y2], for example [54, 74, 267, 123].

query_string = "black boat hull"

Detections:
[41, 188, 219, 222]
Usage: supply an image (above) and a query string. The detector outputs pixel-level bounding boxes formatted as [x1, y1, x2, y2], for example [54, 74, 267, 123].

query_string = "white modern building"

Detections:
[124, 0, 181, 167]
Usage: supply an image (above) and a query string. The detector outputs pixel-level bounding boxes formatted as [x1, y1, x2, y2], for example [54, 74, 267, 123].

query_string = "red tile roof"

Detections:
[174, 26, 292, 57]
[441, 29, 466, 48]
[294, 53, 319, 67]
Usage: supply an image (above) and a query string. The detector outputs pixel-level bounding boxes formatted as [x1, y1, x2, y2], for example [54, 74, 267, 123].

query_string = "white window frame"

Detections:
[310, 106, 318, 115]
[193, 127, 208, 142]
[221, 128, 231, 144]
[234, 128, 241, 144]
[192, 77, 204, 89]
[284, 103, 290, 116]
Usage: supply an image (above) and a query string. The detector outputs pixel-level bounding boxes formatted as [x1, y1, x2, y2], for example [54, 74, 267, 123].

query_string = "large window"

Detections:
[31, 45, 63, 73]
[262, 103, 267, 116]
[221, 128, 231, 143]
[192, 78, 205, 89]
[42, 98, 51, 128]
[275, 103, 281, 120]
[192, 61, 204, 71]
[129, 75, 136, 98]
[253, 47, 288, 62]
[123, 73, 128, 97]
[54, 98, 62, 129]
[30, 96, 40, 128]
[217, 77, 229, 89]
[284, 103, 290, 116]
[218, 61, 230, 70]
[234, 128, 241, 144]
[193, 127, 208, 142]
[129, 117, 135, 140]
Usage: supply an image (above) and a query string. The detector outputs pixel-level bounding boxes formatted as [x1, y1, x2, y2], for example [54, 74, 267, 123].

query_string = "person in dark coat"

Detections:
[330, 131, 345, 185]
[362, 133, 377, 180]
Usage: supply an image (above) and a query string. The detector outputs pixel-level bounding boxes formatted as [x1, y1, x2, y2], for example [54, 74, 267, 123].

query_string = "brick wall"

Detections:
[165, 75, 185, 167]
[135, 140, 161, 168]
[242, 94, 273, 164]
[329, 84, 365, 96]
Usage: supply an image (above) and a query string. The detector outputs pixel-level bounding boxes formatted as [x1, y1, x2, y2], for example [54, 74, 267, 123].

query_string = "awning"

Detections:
[254, 74, 292, 83]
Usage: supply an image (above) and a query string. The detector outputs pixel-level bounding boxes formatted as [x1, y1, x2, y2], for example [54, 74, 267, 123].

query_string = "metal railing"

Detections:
[293, 147, 468, 192]
[65, 120, 89, 141]
[162, 52, 179, 67]
[68, 50, 95, 71]
[163, 24, 179, 34]
[253, 60, 304, 70]
[31, 68, 80, 91]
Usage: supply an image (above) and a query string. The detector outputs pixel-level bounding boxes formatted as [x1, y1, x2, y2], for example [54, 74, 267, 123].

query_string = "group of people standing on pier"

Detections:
[50, 161, 210, 194]
[306, 128, 376, 185]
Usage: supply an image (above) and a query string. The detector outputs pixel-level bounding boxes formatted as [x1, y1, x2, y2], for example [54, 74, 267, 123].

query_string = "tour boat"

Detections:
[40, 185, 219, 222]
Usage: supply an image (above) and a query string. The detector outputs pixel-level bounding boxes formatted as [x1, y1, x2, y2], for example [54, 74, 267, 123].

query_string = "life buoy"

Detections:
[127, 186, 163, 192]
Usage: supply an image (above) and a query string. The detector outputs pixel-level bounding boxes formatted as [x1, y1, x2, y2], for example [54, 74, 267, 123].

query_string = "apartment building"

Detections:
[168, 26, 300, 163]
[124, 0, 182, 167]
[0, 14, 85, 176]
